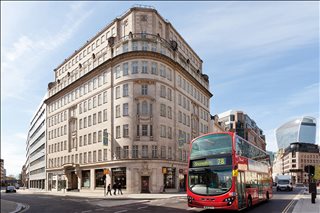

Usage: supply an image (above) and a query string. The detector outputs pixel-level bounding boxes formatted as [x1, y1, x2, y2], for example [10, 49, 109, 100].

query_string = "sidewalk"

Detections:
[292, 187, 320, 213]
[16, 188, 187, 200]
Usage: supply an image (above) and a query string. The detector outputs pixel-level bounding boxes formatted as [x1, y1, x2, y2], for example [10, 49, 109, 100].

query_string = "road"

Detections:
[1, 187, 304, 213]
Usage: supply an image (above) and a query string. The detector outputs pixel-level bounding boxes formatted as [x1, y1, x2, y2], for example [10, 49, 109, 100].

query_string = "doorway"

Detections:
[237, 171, 246, 209]
[141, 176, 150, 193]
[70, 172, 78, 190]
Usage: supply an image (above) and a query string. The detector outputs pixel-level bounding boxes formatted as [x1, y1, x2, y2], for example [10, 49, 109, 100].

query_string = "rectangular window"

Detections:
[103, 149, 108, 161]
[141, 85, 148, 95]
[168, 147, 172, 159]
[123, 103, 129, 116]
[161, 146, 166, 158]
[88, 133, 92, 144]
[93, 113, 97, 125]
[98, 94, 102, 106]
[98, 111, 102, 123]
[93, 151, 96, 162]
[98, 150, 102, 161]
[132, 41, 138, 51]
[160, 85, 166, 98]
[84, 135, 87, 146]
[142, 125, 148, 136]
[152, 145, 158, 158]
[123, 124, 129, 138]
[167, 88, 172, 101]
[103, 91, 107, 103]
[168, 127, 172, 139]
[123, 63, 129, 76]
[142, 145, 148, 158]
[160, 64, 166, 77]
[167, 106, 172, 119]
[123, 84, 129, 97]
[160, 125, 166, 138]
[116, 126, 121, 138]
[150, 125, 153, 137]
[132, 145, 138, 158]
[98, 130, 102, 143]
[115, 66, 121, 79]
[93, 132, 97, 143]
[151, 62, 158, 75]
[160, 104, 166, 117]
[136, 125, 140, 137]
[115, 86, 120, 99]
[123, 42, 128, 53]
[116, 147, 121, 159]
[132, 61, 138, 74]
[123, 146, 129, 159]
[103, 109, 107, 121]
[141, 61, 148, 73]
[116, 105, 120, 117]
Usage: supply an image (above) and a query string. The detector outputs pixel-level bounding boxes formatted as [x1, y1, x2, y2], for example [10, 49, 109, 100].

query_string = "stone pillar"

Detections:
[126, 167, 131, 193]
[77, 171, 82, 190]
[90, 169, 95, 190]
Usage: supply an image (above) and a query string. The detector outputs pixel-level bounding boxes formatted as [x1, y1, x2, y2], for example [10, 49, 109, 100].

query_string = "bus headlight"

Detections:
[188, 196, 194, 203]
[223, 196, 235, 205]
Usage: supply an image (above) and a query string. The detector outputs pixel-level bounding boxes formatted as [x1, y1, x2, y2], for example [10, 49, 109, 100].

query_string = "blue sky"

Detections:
[1, 1, 319, 176]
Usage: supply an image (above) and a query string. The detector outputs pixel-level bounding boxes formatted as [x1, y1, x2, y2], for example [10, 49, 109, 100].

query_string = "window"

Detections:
[141, 61, 148, 73]
[168, 106, 172, 119]
[161, 146, 166, 158]
[123, 124, 129, 138]
[142, 145, 148, 158]
[93, 113, 97, 125]
[160, 85, 166, 98]
[84, 117, 87, 128]
[152, 145, 158, 158]
[123, 63, 129, 76]
[88, 115, 92, 127]
[98, 150, 102, 161]
[168, 147, 172, 159]
[123, 84, 129, 97]
[167, 88, 172, 101]
[160, 104, 166, 117]
[123, 42, 128, 53]
[160, 125, 166, 137]
[141, 101, 148, 115]
[103, 109, 107, 121]
[98, 94, 102, 106]
[93, 132, 97, 143]
[115, 86, 120, 99]
[116, 147, 121, 159]
[116, 105, 120, 117]
[116, 126, 120, 138]
[103, 149, 107, 161]
[98, 131, 102, 143]
[115, 66, 121, 79]
[132, 61, 138, 74]
[160, 64, 166, 77]
[136, 125, 140, 137]
[123, 103, 129, 116]
[142, 125, 148, 136]
[142, 41, 148, 50]
[132, 41, 138, 51]
[151, 62, 158, 75]
[132, 145, 138, 158]
[168, 127, 172, 139]
[141, 85, 148, 95]
[103, 91, 107, 103]
[123, 146, 129, 159]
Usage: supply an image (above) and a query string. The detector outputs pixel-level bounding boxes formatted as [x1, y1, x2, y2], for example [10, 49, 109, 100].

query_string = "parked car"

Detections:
[6, 186, 16, 193]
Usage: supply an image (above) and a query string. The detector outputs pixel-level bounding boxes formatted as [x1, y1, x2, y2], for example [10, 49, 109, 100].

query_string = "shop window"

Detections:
[95, 169, 104, 188]
[163, 167, 176, 189]
[81, 170, 90, 188]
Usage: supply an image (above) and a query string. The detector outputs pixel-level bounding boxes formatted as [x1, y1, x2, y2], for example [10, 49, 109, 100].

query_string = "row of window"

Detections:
[49, 71, 108, 114]
[48, 125, 67, 140]
[177, 74, 209, 108]
[114, 61, 172, 81]
[56, 26, 116, 77]
[48, 110, 67, 128]
[79, 110, 108, 129]
[79, 91, 108, 114]
[48, 149, 108, 168]
[79, 130, 105, 146]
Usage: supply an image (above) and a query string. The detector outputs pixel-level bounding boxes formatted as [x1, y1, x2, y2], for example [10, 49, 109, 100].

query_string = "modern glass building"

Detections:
[275, 116, 316, 149]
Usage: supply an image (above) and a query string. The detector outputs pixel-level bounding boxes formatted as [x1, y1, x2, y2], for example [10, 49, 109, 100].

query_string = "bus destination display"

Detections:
[191, 157, 227, 167]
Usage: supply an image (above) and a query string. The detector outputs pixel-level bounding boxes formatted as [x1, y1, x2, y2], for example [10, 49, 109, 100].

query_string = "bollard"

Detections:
[311, 193, 316, 204]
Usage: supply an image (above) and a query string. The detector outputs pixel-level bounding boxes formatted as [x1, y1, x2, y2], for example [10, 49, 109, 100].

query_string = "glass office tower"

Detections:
[275, 116, 316, 149]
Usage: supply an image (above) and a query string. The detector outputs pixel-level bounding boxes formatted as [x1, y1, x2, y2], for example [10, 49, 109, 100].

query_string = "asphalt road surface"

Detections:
[1, 187, 304, 213]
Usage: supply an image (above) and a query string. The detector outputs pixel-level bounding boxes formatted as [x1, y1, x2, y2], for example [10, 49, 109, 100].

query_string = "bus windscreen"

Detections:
[190, 134, 232, 159]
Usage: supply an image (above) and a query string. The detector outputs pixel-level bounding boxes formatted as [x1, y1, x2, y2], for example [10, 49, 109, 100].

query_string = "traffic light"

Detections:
[304, 165, 315, 176]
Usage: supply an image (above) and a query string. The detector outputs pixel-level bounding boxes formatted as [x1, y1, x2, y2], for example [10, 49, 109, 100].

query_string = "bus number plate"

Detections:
[204, 206, 215, 209]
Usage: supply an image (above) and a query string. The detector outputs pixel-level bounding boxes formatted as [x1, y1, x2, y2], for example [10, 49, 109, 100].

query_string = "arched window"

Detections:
[142, 101, 148, 115]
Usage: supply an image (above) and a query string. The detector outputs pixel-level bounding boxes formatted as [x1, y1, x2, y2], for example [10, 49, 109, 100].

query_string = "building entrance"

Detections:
[141, 176, 150, 193]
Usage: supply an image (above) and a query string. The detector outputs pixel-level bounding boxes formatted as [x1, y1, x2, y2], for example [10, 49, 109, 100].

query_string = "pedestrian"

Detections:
[112, 182, 117, 195]
[118, 182, 123, 195]
[106, 184, 112, 196]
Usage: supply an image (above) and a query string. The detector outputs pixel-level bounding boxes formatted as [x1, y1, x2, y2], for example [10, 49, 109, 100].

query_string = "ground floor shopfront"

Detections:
[29, 179, 45, 189]
[46, 160, 187, 193]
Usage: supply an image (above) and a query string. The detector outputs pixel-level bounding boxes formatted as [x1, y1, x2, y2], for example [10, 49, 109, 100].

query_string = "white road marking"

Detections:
[137, 206, 148, 209]
[95, 209, 104, 211]
[81, 210, 92, 213]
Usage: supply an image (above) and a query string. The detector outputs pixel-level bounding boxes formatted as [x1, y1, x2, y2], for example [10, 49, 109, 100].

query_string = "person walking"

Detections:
[117, 182, 123, 195]
[112, 182, 117, 195]
[106, 184, 112, 196]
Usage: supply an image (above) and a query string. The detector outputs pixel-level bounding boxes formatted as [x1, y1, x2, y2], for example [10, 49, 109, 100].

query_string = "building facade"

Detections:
[0, 159, 5, 185]
[210, 114, 228, 133]
[282, 143, 319, 184]
[26, 95, 47, 189]
[217, 110, 266, 151]
[45, 6, 212, 193]
[275, 116, 316, 149]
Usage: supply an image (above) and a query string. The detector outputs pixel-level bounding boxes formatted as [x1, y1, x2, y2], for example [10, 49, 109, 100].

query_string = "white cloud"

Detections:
[1, 2, 93, 101]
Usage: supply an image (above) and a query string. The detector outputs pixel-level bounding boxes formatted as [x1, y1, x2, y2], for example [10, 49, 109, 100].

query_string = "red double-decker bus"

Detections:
[187, 132, 272, 210]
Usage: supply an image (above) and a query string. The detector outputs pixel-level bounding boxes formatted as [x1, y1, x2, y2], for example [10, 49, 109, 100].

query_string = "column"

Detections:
[90, 169, 95, 190]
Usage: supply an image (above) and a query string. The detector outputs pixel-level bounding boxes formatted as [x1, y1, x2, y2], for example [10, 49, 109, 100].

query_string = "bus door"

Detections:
[237, 171, 246, 209]
[258, 174, 263, 199]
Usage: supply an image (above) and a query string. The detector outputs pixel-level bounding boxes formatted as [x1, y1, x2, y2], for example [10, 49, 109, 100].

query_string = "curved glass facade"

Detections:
[275, 116, 316, 149]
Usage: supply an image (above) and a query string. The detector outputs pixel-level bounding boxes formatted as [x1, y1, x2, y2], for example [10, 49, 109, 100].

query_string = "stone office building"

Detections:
[45, 5, 212, 193]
